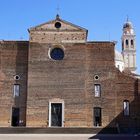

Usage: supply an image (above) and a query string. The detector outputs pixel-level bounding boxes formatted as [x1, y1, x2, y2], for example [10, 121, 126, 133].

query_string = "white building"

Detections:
[115, 19, 136, 73]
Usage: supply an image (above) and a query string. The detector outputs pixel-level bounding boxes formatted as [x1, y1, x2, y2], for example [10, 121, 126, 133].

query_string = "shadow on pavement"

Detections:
[88, 134, 140, 140]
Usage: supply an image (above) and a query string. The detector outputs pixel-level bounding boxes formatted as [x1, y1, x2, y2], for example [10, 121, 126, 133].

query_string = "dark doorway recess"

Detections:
[94, 107, 102, 127]
[11, 107, 20, 127]
[51, 103, 62, 127]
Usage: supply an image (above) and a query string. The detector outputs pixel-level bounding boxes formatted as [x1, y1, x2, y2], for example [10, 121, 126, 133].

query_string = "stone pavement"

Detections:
[1, 134, 93, 140]
[0, 134, 140, 140]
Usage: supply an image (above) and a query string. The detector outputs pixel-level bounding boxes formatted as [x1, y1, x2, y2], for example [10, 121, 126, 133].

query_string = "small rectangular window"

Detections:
[13, 84, 20, 97]
[123, 100, 129, 116]
[94, 84, 101, 97]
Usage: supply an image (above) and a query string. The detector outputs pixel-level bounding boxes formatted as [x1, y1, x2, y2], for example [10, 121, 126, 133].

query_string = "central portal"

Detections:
[51, 103, 62, 127]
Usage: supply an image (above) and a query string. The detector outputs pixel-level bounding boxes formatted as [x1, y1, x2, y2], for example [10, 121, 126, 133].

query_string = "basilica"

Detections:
[0, 15, 140, 133]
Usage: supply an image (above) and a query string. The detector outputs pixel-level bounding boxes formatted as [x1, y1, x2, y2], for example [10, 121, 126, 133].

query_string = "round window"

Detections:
[55, 22, 61, 29]
[50, 48, 64, 60]
[94, 75, 99, 80]
[14, 75, 20, 80]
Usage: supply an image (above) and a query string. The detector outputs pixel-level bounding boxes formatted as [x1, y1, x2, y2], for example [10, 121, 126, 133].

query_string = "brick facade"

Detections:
[0, 41, 28, 126]
[0, 16, 140, 132]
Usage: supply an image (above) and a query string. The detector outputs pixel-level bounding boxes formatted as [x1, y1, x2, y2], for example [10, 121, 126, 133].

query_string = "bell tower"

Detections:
[122, 19, 136, 73]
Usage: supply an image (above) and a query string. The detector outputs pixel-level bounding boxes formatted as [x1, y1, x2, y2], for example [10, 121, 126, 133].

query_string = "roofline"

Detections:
[0, 40, 28, 42]
[28, 19, 55, 32]
[86, 41, 116, 45]
[28, 17, 88, 32]
[58, 18, 88, 32]
[0, 40, 29, 45]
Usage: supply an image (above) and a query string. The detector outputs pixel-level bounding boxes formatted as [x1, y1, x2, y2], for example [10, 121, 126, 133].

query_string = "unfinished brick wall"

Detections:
[26, 41, 117, 127]
[0, 17, 140, 130]
[0, 41, 28, 126]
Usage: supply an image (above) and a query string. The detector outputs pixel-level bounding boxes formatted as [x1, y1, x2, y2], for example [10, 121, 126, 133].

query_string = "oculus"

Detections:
[14, 75, 20, 80]
[94, 75, 99, 80]
[50, 48, 64, 60]
[55, 22, 61, 29]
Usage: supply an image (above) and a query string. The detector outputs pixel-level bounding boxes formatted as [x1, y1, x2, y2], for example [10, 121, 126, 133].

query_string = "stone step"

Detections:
[0, 127, 118, 134]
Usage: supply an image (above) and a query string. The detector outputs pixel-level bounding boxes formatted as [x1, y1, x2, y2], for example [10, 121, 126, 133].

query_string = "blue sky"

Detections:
[0, 0, 140, 73]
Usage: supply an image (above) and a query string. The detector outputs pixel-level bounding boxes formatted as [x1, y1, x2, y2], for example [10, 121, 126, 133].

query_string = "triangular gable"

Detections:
[29, 15, 88, 32]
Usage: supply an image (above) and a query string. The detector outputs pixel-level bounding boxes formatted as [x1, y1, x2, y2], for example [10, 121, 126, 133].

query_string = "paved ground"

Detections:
[0, 134, 140, 140]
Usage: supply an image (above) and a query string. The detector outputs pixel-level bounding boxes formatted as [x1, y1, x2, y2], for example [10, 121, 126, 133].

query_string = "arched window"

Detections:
[123, 100, 129, 116]
[126, 39, 129, 46]
[122, 41, 124, 50]
[131, 40, 134, 46]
